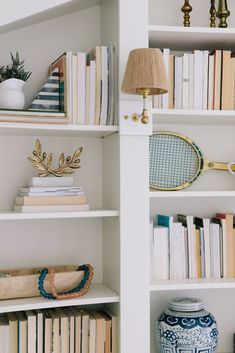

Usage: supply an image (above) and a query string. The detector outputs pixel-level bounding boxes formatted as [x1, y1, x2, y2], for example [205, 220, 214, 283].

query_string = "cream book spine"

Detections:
[77, 52, 86, 125]
[25, 311, 36, 353]
[14, 204, 90, 213]
[15, 195, 87, 206]
[72, 55, 78, 124]
[6, 312, 18, 353]
[162, 48, 170, 109]
[202, 50, 209, 110]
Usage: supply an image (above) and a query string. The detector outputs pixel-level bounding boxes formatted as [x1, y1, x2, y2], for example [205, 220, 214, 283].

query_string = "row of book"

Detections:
[14, 177, 89, 213]
[0, 307, 117, 353]
[153, 49, 235, 111]
[150, 213, 235, 280]
[49, 46, 116, 126]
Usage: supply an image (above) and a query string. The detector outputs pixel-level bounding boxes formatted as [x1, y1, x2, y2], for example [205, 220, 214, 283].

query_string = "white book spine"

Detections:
[187, 216, 197, 279]
[193, 50, 204, 109]
[89, 60, 96, 125]
[182, 53, 189, 110]
[184, 226, 189, 278]
[85, 66, 90, 125]
[210, 223, 221, 278]
[89, 318, 96, 353]
[171, 223, 185, 279]
[66, 51, 72, 123]
[153, 226, 169, 280]
[203, 218, 211, 278]
[30, 176, 74, 187]
[162, 48, 170, 109]
[27, 313, 36, 353]
[77, 52, 86, 125]
[100, 46, 108, 125]
[189, 54, 194, 109]
[221, 219, 227, 277]
[37, 312, 43, 353]
[203, 51, 209, 110]
[208, 54, 215, 110]
[72, 55, 78, 124]
[174, 56, 183, 109]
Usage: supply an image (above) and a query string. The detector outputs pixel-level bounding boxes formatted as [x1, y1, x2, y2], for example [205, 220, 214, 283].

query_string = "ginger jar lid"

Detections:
[169, 297, 203, 312]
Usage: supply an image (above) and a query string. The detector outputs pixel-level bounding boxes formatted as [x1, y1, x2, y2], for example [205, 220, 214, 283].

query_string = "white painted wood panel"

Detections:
[0, 283, 119, 313]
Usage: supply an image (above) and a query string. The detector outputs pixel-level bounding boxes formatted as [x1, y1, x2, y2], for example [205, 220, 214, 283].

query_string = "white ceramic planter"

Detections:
[0, 78, 25, 109]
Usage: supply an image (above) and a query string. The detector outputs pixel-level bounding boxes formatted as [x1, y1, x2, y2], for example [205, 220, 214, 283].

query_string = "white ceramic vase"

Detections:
[0, 78, 25, 109]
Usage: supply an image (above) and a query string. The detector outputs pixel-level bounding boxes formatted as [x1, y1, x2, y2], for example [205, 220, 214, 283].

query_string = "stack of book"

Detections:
[14, 177, 89, 213]
[153, 48, 235, 111]
[0, 307, 118, 353]
[0, 109, 67, 124]
[50, 46, 116, 125]
[150, 212, 235, 280]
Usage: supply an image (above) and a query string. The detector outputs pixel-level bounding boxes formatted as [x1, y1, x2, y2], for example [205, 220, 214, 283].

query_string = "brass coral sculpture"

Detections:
[28, 139, 83, 177]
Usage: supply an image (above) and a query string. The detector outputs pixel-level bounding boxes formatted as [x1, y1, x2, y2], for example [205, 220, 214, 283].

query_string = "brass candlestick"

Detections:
[217, 0, 230, 28]
[210, 0, 216, 27]
[181, 0, 192, 27]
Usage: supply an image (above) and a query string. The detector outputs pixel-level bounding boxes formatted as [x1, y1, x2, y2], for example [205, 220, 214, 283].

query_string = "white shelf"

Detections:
[150, 278, 235, 291]
[152, 109, 235, 125]
[0, 123, 118, 138]
[0, 284, 119, 313]
[0, 209, 119, 220]
[148, 25, 235, 49]
[149, 191, 235, 198]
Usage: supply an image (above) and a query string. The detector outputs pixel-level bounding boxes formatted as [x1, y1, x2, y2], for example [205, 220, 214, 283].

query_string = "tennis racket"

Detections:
[149, 131, 235, 190]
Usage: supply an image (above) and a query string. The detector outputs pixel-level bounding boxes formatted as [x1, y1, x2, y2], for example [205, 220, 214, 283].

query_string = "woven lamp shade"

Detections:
[122, 48, 168, 95]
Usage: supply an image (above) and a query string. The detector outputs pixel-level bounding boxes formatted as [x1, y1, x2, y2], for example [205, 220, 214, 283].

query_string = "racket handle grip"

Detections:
[205, 161, 233, 171]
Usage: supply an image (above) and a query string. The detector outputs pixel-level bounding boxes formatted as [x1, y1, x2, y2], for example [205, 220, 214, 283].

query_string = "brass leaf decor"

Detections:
[28, 139, 83, 177]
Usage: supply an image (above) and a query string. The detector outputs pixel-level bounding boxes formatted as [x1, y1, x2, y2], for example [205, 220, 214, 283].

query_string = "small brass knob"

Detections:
[141, 116, 149, 124]
[124, 115, 129, 120]
[132, 113, 139, 122]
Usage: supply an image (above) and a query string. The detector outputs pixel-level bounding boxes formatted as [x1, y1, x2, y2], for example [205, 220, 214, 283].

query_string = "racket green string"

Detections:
[149, 134, 200, 189]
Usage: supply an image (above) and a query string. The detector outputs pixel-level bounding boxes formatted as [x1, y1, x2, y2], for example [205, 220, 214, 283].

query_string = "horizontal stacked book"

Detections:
[150, 212, 235, 280]
[50, 46, 116, 125]
[14, 177, 89, 213]
[0, 109, 67, 125]
[153, 48, 235, 111]
[0, 307, 118, 353]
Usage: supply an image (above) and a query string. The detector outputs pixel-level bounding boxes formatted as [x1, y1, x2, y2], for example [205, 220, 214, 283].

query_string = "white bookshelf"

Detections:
[147, 1, 235, 353]
[152, 109, 235, 125]
[0, 209, 119, 220]
[0, 122, 119, 137]
[148, 25, 235, 49]
[149, 191, 235, 198]
[150, 278, 235, 291]
[0, 0, 122, 344]
[0, 284, 119, 313]
[5, 1, 235, 353]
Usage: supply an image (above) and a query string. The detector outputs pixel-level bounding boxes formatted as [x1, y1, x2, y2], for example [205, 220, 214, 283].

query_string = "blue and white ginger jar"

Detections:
[156, 297, 218, 353]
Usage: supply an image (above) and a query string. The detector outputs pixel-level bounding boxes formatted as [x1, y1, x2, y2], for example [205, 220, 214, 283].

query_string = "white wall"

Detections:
[0, 5, 100, 107]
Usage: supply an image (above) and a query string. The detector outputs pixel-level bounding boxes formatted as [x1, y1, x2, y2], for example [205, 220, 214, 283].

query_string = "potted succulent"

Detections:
[0, 52, 31, 109]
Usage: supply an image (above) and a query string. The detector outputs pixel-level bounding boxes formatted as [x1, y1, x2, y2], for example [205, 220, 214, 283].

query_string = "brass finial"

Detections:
[181, 0, 192, 27]
[28, 139, 83, 177]
[217, 0, 230, 28]
[210, 0, 216, 27]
